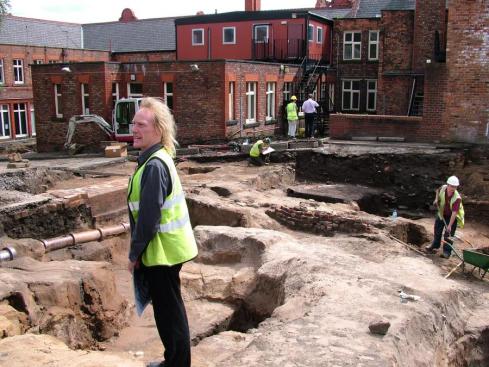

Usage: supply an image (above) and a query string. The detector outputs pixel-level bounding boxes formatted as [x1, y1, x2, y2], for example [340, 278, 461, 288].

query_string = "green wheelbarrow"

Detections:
[444, 240, 489, 279]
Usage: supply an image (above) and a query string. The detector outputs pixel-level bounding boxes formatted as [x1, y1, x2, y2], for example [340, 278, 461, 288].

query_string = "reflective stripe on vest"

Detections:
[438, 185, 465, 228]
[128, 148, 198, 266]
[287, 102, 298, 120]
[250, 140, 263, 158]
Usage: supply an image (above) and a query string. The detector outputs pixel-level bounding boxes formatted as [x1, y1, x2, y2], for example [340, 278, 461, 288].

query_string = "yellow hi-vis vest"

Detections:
[250, 140, 263, 158]
[438, 185, 465, 229]
[128, 148, 198, 266]
[286, 102, 298, 121]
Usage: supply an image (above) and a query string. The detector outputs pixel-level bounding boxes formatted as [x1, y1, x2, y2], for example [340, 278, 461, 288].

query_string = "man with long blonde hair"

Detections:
[128, 97, 197, 367]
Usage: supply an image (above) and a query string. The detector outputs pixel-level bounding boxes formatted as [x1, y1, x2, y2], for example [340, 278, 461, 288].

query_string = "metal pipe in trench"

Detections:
[0, 247, 17, 262]
[41, 222, 130, 253]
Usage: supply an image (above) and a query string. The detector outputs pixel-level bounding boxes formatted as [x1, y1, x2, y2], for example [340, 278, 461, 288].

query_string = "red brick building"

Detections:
[31, 60, 299, 151]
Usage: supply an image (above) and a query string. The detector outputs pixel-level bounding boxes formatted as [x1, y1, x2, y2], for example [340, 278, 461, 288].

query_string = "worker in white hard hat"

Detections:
[249, 137, 272, 166]
[425, 175, 465, 258]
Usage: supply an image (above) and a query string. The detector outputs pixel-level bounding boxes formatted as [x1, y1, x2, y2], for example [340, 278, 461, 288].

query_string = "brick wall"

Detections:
[224, 61, 300, 139]
[442, 0, 489, 143]
[332, 18, 380, 113]
[412, 0, 446, 71]
[329, 113, 427, 141]
[32, 62, 113, 152]
[112, 51, 176, 63]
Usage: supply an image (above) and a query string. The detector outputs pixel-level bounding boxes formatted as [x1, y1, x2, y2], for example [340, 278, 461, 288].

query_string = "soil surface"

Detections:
[1, 142, 488, 366]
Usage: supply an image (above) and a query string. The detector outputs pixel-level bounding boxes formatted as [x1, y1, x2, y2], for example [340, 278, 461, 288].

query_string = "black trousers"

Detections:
[431, 215, 457, 255]
[144, 264, 191, 367]
[304, 113, 316, 138]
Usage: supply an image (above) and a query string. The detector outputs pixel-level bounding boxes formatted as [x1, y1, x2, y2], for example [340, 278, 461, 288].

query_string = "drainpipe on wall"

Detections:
[239, 71, 243, 138]
[208, 27, 212, 60]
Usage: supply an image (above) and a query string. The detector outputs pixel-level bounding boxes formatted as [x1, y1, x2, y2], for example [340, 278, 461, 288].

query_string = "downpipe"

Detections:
[0, 223, 130, 262]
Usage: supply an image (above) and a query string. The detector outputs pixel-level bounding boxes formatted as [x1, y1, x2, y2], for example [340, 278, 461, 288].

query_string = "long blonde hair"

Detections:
[139, 97, 178, 155]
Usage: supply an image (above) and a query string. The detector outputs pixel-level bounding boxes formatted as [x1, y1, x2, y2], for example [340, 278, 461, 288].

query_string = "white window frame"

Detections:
[34, 59, 43, 64]
[254, 25, 269, 43]
[0, 59, 4, 84]
[127, 83, 143, 98]
[266, 82, 276, 121]
[0, 104, 10, 138]
[222, 27, 236, 45]
[81, 84, 89, 114]
[368, 30, 379, 61]
[163, 82, 173, 109]
[342, 79, 360, 111]
[245, 82, 257, 124]
[317, 27, 323, 44]
[228, 82, 235, 120]
[13, 59, 24, 84]
[283, 82, 291, 101]
[192, 28, 205, 46]
[343, 31, 362, 60]
[48, 60, 57, 64]
[54, 84, 63, 118]
[112, 82, 119, 108]
[30, 106, 36, 136]
[13, 103, 27, 137]
[366, 80, 377, 112]
[308, 24, 314, 42]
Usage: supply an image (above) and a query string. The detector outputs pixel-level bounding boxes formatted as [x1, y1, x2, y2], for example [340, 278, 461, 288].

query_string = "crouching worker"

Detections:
[128, 97, 198, 367]
[426, 175, 464, 258]
[249, 137, 272, 166]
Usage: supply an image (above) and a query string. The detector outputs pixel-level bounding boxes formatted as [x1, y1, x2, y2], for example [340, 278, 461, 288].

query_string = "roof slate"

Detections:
[82, 18, 176, 52]
[0, 15, 82, 48]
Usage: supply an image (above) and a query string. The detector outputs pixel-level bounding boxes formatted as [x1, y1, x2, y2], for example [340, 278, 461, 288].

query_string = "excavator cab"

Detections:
[113, 98, 142, 141]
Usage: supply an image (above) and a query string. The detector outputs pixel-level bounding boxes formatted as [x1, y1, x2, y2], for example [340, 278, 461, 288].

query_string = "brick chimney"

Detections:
[245, 0, 261, 11]
[119, 8, 138, 22]
[316, 0, 352, 8]
[412, 0, 446, 71]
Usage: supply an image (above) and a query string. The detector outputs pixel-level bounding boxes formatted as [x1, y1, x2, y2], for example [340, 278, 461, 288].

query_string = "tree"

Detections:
[0, 0, 10, 17]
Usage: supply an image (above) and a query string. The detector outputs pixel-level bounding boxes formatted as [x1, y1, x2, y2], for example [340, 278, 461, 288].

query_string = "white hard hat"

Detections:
[447, 176, 460, 186]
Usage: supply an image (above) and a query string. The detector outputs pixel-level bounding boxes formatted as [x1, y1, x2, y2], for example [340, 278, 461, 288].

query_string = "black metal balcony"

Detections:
[251, 38, 306, 62]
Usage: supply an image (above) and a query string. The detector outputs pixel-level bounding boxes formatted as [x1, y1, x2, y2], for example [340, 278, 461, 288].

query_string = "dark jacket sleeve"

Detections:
[129, 159, 172, 262]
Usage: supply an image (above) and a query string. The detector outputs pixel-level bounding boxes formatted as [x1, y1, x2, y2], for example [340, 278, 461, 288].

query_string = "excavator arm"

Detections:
[64, 114, 114, 150]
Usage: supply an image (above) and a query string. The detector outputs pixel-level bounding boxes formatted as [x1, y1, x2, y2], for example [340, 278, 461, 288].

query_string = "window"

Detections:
[317, 27, 323, 44]
[30, 106, 36, 136]
[163, 82, 173, 110]
[128, 83, 143, 98]
[368, 30, 379, 60]
[192, 29, 204, 45]
[48, 60, 58, 64]
[13, 59, 24, 84]
[367, 80, 377, 111]
[54, 84, 62, 118]
[308, 24, 314, 42]
[0, 104, 10, 138]
[34, 59, 43, 64]
[13, 103, 27, 137]
[328, 83, 335, 111]
[0, 59, 4, 84]
[342, 80, 360, 111]
[246, 82, 257, 123]
[254, 25, 269, 43]
[223, 27, 236, 44]
[228, 82, 235, 120]
[343, 31, 361, 60]
[112, 82, 119, 109]
[283, 82, 291, 101]
[81, 84, 89, 114]
[266, 82, 276, 121]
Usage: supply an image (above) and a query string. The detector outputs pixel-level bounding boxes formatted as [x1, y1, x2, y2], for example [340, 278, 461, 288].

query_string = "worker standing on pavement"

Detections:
[286, 96, 299, 139]
[426, 175, 464, 258]
[302, 93, 319, 138]
[127, 97, 197, 367]
[249, 137, 271, 166]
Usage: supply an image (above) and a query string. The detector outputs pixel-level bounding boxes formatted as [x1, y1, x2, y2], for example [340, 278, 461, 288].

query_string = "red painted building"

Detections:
[175, 10, 333, 63]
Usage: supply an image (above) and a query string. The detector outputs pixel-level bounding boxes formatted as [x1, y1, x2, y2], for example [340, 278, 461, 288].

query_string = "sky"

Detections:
[9, 0, 319, 23]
